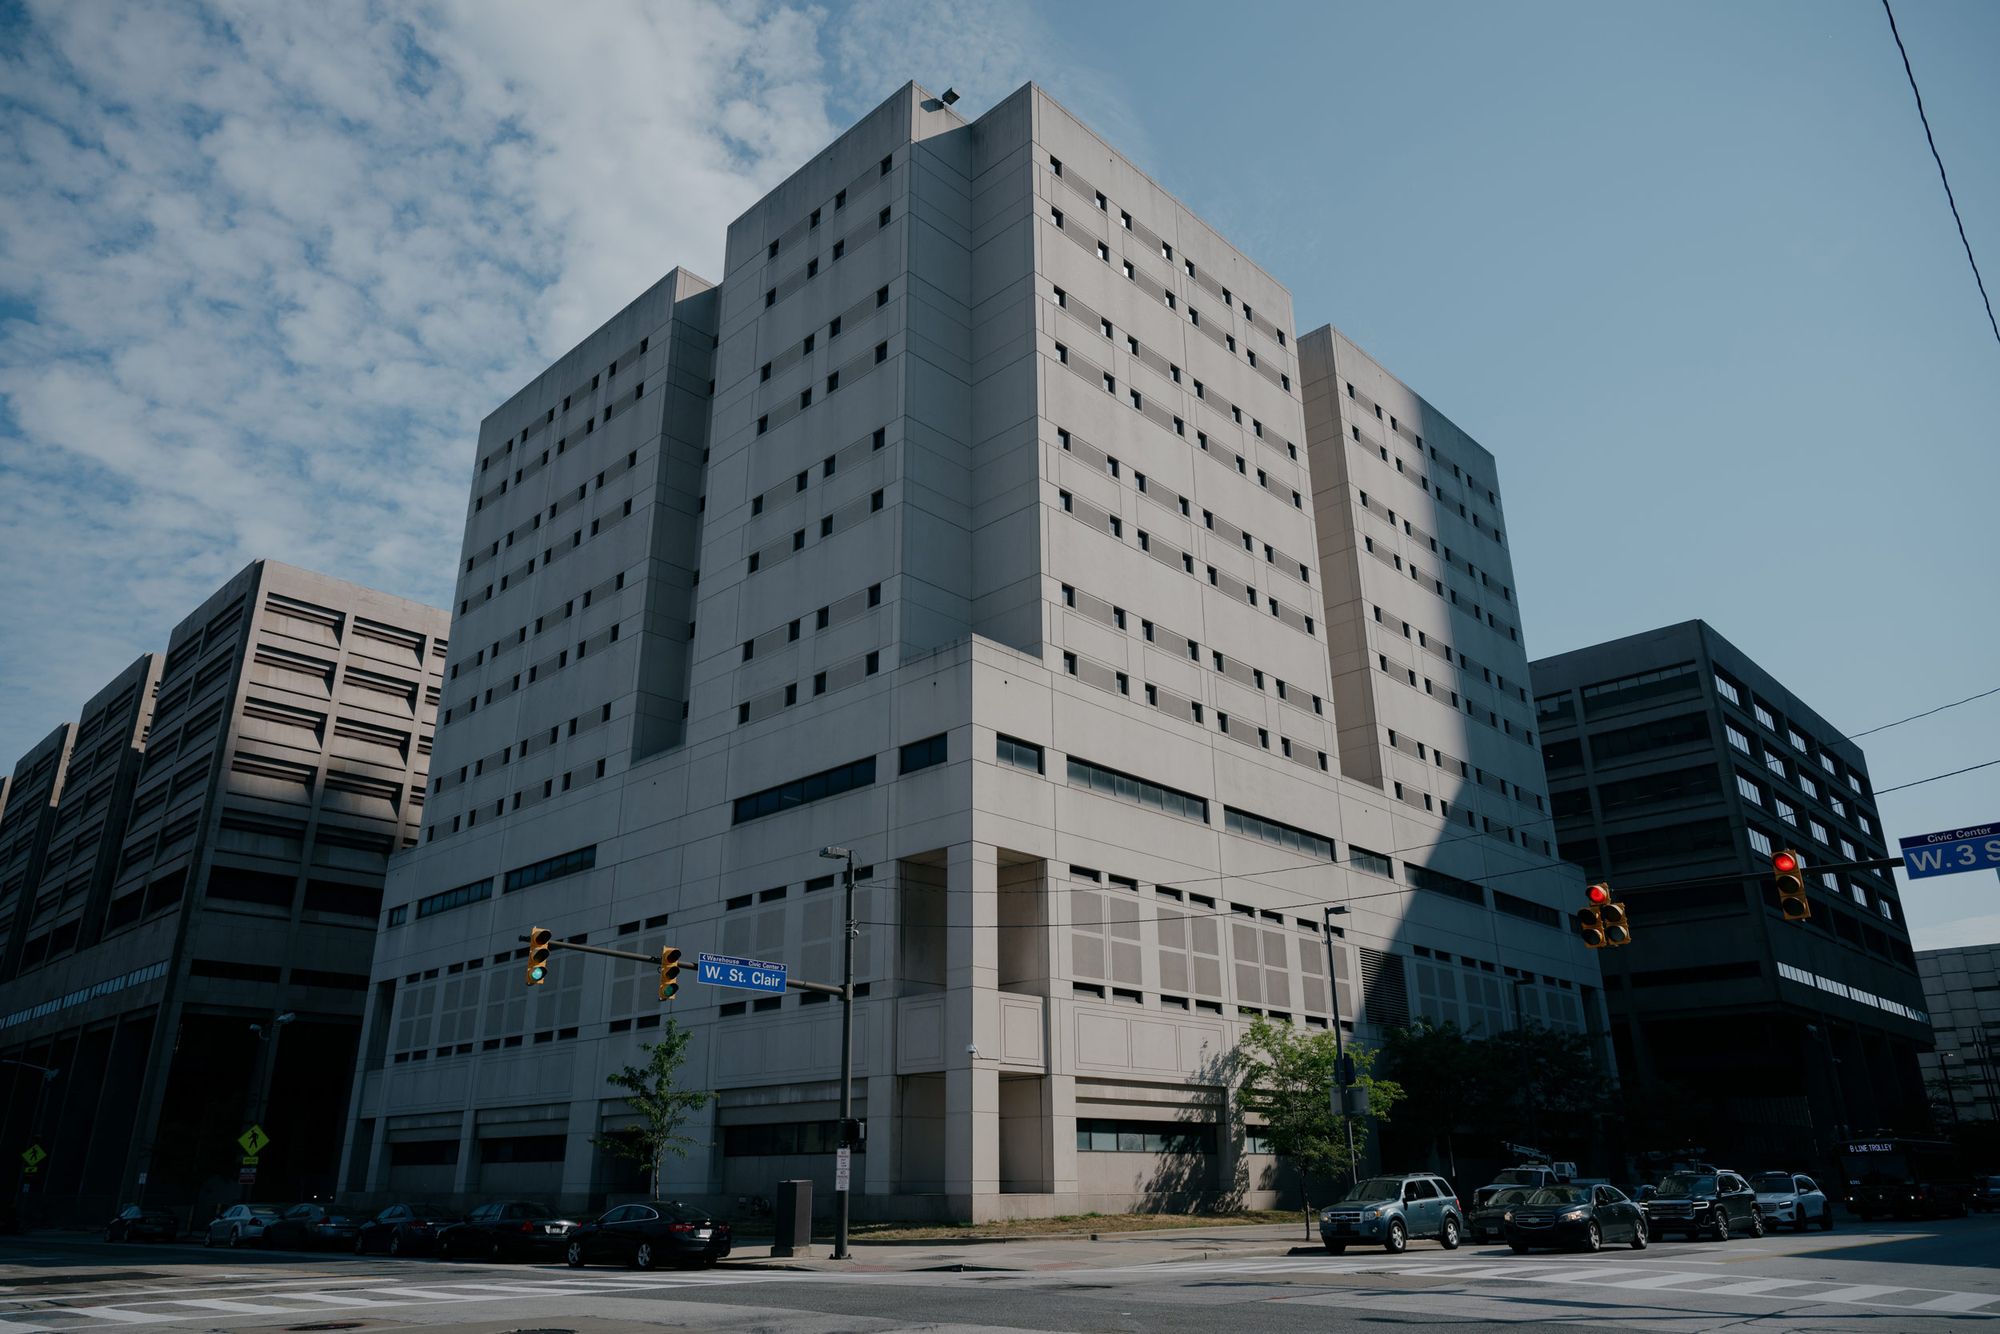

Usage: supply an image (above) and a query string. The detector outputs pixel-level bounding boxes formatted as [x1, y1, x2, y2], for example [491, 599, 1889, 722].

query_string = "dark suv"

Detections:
[1320, 1173, 1464, 1254]
[1645, 1169, 1765, 1241]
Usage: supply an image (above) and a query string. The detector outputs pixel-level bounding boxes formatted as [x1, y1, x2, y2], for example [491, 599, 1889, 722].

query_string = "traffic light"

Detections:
[1602, 898, 1632, 948]
[526, 926, 553, 986]
[658, 946, 683, 1001]
[1578, 882, 1611, 948]
[1773, 849, 1810, 922]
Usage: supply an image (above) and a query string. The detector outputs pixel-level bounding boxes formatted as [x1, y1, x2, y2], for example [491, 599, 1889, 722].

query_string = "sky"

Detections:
[1, 0, 1994, 946]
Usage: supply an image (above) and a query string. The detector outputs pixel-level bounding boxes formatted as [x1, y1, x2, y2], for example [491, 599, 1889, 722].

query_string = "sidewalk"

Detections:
[722, 1222, 1322, 1273]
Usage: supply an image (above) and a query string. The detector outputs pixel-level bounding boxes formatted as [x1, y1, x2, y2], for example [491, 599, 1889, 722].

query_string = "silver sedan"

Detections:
[204, 1203, 284, 1247]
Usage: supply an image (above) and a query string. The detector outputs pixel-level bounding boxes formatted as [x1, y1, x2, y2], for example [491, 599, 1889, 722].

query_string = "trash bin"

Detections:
[771, 1178, 814, 1257]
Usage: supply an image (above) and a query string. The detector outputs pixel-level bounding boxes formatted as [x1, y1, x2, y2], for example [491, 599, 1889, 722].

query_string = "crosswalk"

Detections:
[1085, 1256, 2000, 1317]
[0, 1270, 780, 1330]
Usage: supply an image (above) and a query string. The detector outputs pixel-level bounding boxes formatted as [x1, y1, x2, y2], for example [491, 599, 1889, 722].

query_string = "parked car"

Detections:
[353, 1201, 463, 1256]
[1751, 1171, 1833, 1232]
[1468, 1186, 1533, 1244]
[204, 1203, 285, 1247]
[1319, 1174, 1464, 1254]
[1504, 1183, 1649, 1253]
[1973, 1175, 2000, 1213]
[563, 1201, 732, 1269]
[439, 1200, 580, 1261]
[264, 1201, 366, 1250]
[106, 1205, 178, 1242]
[1645, 1170, 1764, 1241]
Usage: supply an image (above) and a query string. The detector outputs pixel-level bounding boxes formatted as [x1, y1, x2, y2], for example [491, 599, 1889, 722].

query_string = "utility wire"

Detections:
[1881, 0, 2000, 349]
[1849, 684, 2000, 738]
[1874, 758, 2000, 796]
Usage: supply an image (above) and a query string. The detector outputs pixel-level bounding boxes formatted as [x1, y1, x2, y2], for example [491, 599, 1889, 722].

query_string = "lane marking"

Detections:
[169, 1300, 301, 1315]
[1917, 1292, 2000, 1313]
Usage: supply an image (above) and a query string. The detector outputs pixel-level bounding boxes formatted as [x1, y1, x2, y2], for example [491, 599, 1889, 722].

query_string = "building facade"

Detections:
[1916, 944, 2000, 1126]
[343, 82, 1605, 1223]
[1532, 621, 1929, 1165]
[0, 561, 446, 1222]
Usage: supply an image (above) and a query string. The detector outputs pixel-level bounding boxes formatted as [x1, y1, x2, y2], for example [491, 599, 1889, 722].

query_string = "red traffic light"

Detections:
[1587, 882, 1611, 905]
[1773, 852, 1800, 874]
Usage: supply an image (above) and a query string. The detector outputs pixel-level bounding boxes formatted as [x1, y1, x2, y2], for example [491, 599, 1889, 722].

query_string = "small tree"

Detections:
[595, 1019, 714, 1197]
[1236, 1015, 1403, 1219]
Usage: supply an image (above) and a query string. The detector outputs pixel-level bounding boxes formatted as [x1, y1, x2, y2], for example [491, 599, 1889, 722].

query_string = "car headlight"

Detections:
[1362, 1209, 1380, 1220]
[1321, 1209, 1335, 1221]
[1692, 1201, 1711, 1210]
[1502, 1210, 1514, 1222]
[1561, 1210, 1587, 1222]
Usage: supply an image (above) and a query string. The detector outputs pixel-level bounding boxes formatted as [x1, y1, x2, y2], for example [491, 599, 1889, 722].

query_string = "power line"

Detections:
[1849, 684, 2000, 738]
[1881, 0, 2000, 349]
[1875, 758, 2000, 796]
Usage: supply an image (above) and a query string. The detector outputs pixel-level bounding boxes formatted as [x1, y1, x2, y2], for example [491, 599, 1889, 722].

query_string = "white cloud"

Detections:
[0, 0, 1102, 764]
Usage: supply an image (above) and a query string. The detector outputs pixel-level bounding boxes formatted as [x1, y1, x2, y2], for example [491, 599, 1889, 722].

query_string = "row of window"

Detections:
[731, 756, 878, 826]
[1066, 755, 1210, 823]
[1074, 1119, 1218, 1155]
[1345, 414, 1508, 556]
[1341, 379, 1501, 517]
[1051, 351, 1309, 516]
[483, 338, 650, 474]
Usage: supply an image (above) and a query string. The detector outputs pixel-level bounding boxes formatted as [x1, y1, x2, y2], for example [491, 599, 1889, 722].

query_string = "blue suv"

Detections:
[1321, 1173, 1464, 1254]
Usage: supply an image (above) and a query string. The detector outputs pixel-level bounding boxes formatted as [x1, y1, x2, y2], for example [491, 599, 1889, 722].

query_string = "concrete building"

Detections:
[344, 81, 1604, 1223]
[1532, 621, 1930, 1165]
[1916, 944, 2000, 1125]
[0, 561, 447, 1222]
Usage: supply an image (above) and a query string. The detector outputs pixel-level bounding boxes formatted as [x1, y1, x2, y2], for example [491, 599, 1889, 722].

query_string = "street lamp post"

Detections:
[241, 1012, 295, 1200]
[819, 846, 858, 1261]
[1321, 904, 1357, 1188]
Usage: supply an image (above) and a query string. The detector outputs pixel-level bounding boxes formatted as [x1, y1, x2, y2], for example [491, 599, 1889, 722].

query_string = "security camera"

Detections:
[966, 1043, 981, 1057]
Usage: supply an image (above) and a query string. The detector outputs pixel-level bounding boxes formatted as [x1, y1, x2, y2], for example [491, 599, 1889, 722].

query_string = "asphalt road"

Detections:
[4, 1213, 1998, 1332]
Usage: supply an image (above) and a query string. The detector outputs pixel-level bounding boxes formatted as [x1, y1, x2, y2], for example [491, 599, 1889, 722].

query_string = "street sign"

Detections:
[834, 1146, 852, 1193]
[697, 952, 788, 994]
[1899, 823, 2000, 880]
[240, 1155, 259, 1167]
[238, 1166, 257, 1185]
[237, 1124, 270, 1157]
[20, 1144, 45, 1174]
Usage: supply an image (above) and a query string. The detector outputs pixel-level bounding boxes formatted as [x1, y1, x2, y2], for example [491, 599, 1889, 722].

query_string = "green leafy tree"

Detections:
[1379, 1018, 1501, 1177]
[595, 1019, 714, 1197]
[1236, 1015, 1403, 1215]
[1488, 1024, 1613, 1151]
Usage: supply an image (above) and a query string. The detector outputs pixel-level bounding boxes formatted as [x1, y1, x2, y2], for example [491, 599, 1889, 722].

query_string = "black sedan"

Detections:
[1468, 1187, 1532, 1244]
[1506, 1183, 1650, 1253]
[439, 1200, 580, 1261]
[106, 1205, 179, 1242]
[353, 1201, 463, 1256]
[564, 1200, 731, 1270]
[264, 1201, 366, 1250]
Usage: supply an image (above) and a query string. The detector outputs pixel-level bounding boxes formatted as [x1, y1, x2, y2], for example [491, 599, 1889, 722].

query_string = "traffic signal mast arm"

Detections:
[514, 936, 846, 996]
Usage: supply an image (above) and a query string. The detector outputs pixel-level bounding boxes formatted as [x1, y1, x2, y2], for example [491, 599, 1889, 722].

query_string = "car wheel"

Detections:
[203, 1230, 214, 1248]
[106, 1228, 119, 1243]
[1440, 1216, 1461, 1250]
[354, 1233, 368, 1254]
[1383, 1219, 1407, 1254]
[1819, 1206, 1834, 1232]
[634, 1240, 656, 1271]
[1323, 1242, 1345, 1254]
[388, 1230, 404, 1258]
[1582, 1222, 1601, 1253]
[1630, 1223, 1648, 1250]
[1709, 1209, 1729, 1242]
[566, 1240, 586, 1269]
[488, 1237, 503, 1262]
[1748, 1209, 1765, 1239]
[228, 1227, 242, 1248]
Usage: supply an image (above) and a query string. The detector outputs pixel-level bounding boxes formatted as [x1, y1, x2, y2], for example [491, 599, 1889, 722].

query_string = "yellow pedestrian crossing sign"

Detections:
[237, 1124, 270, 1157]
[20, 1144, 46, 1173]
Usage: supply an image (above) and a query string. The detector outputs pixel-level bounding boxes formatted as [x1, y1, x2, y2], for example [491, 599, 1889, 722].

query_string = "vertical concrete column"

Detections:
[1047, 1072, 1079, 1200]
[944, 842, 999, 1216]
[452, 1113, 477, 1199]
[864, 1063, 897, 1200]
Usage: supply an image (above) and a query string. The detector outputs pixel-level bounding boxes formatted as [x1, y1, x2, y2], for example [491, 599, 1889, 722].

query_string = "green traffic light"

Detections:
[529, 965, 546, 982]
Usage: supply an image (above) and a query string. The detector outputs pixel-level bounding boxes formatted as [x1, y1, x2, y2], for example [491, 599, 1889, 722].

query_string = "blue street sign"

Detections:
[1899, 823, 2000, 880]
[697, 952, 788, 994]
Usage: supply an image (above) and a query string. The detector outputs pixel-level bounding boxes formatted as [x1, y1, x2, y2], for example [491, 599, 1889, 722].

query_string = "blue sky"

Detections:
[1, 0, 1994, 944]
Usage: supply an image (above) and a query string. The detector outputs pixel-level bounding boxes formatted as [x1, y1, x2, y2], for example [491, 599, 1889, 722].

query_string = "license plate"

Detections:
[696, 1228, 712, 1239]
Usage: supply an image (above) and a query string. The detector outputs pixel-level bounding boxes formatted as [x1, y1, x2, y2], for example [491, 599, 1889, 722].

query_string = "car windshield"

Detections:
[517, 1202, 557, 1216]
[406, 1202, 454, 1217]
[1751, 1173, 1794, 1192]
[1487, 1187, 1530, 1207]
[1526, 1185, 1591, 1206]
[249, 1206, 283, 1218]
[1656, 1174, 1715, 1199]
[1492, 1169, 1544, 1185]
[660, 1202, 714, 1223]
[1340, 1177, 1408, 1203]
